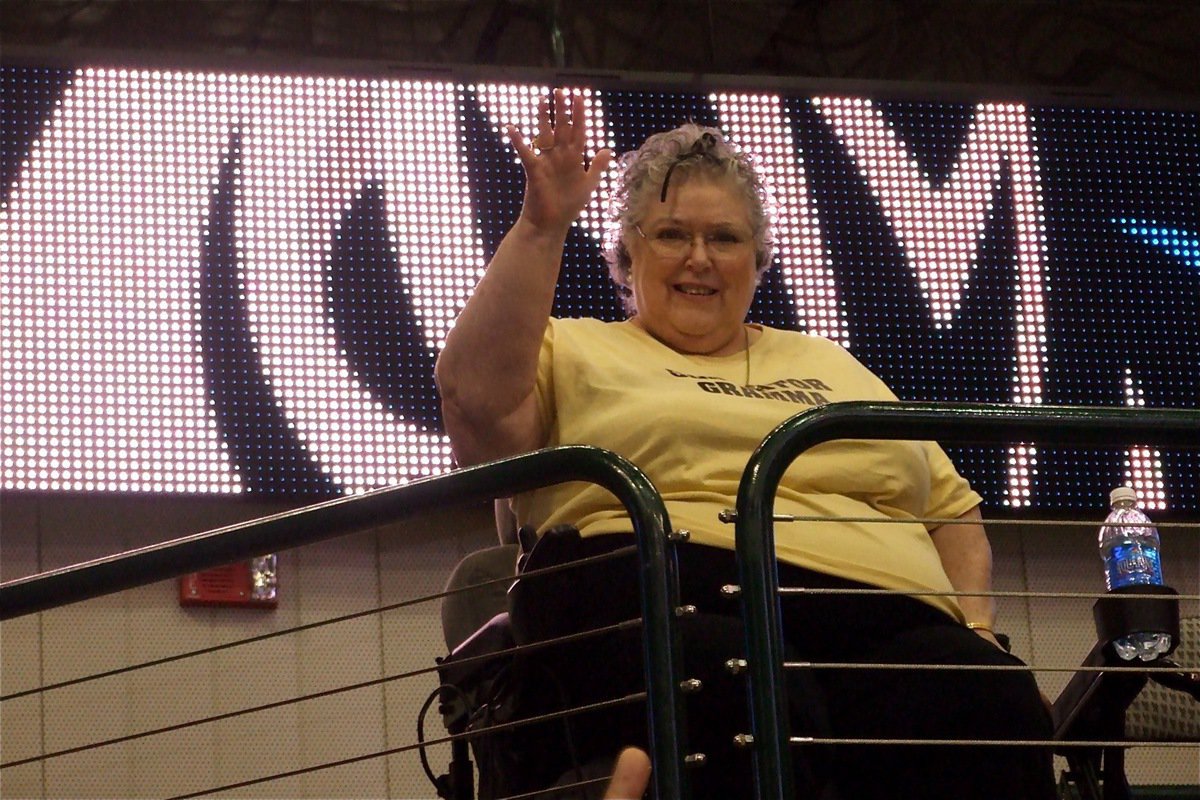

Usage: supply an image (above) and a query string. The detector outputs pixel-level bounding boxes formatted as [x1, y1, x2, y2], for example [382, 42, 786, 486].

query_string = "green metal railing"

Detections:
[732, 402, 1200, 800]
[0, 445, 690, 800]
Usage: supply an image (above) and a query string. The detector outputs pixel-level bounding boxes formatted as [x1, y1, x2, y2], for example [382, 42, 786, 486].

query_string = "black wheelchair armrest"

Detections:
[437, 611, 515, 730]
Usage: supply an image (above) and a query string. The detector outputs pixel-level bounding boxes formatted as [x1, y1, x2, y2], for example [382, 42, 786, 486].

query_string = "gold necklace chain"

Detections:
[743, 324, 751, 387]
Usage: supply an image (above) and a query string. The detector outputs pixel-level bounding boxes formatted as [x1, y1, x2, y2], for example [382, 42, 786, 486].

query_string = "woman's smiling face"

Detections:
[625, 175, 759, 356]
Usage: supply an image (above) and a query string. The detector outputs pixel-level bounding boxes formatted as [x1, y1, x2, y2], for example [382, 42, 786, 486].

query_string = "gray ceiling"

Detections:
[2, 0, 1199, 99]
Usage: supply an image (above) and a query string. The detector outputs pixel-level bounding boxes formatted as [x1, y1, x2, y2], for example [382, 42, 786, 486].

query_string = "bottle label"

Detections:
[1105, 542, 1164, 588]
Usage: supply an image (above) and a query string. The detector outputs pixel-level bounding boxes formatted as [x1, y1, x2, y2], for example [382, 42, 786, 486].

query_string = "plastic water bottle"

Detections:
[1098, 486, 1170, 661]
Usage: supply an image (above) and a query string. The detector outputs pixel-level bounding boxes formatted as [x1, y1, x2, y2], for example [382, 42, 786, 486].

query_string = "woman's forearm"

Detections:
[929, 506, 998, 634]
[435, 219, 566, 461]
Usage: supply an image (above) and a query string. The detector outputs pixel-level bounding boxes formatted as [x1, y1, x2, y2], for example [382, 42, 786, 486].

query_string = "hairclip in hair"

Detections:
[659, 132, 720, 202]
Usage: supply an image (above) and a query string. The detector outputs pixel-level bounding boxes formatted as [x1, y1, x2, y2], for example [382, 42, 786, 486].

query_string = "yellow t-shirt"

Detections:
[512, 317, 982, 620]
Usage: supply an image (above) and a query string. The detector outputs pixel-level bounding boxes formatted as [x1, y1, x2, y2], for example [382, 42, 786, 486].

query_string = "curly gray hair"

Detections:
[601, 123, 775, 314]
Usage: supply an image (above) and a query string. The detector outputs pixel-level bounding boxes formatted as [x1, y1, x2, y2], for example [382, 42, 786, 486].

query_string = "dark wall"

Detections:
[2, 0, 1198, 98]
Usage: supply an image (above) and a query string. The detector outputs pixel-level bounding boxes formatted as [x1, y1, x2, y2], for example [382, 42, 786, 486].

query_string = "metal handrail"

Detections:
[0, 444, 690, 800]
[732, 401, 1200, 800]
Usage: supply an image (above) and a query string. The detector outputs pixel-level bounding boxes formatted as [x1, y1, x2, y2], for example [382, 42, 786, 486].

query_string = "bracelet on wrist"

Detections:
[967, 622, 1012, 652]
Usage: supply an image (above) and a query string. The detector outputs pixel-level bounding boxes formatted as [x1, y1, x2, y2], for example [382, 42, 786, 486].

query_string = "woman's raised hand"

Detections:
[507, 88, 614, 236]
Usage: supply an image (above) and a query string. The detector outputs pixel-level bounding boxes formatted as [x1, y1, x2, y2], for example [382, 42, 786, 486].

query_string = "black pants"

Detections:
[510, 533, 1056, 800]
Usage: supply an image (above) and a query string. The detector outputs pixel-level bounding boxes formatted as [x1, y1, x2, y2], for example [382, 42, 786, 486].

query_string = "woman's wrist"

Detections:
[966, 621, 1012, 652]
[512, 213, 574, 246]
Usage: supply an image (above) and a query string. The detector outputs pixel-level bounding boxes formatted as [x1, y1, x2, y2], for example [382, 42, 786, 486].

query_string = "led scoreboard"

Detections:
[1, 62, 1197, 516]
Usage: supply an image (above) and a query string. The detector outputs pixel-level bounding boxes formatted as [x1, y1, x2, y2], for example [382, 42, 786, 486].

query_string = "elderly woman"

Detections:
[436, 90, 1054, 800]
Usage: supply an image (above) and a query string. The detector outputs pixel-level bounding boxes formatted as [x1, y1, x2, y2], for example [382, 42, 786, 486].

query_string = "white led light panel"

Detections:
[2, 65, 1196, 514]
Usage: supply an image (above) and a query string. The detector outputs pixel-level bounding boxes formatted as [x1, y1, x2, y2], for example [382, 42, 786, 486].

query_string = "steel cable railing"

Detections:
[5, 412, 1196, 798]
[162, 692, 650, 800]
[0, 445, 691, 800]
[0, 552, 643, 772]
[730, 401, 1200, 800]
[733, 540, 1200, 757]
[0, 545, 640, 704]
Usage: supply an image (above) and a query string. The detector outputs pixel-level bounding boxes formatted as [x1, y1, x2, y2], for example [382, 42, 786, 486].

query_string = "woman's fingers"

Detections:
[514, 89, 606, 168]
[568, 91, 590, 150]
[553, 87, 572, 144]
[585, 146, 616, 188]
[524, 88, 598, 155]
[506, 124, 537, 168]
[534, 95, 554, 150]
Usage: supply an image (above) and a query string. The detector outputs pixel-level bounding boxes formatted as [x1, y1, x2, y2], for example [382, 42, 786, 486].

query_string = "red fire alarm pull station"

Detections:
[179, 555, 278, 608]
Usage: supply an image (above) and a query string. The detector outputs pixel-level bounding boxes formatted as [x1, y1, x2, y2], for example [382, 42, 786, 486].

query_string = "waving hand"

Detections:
[507, 89, 614, 236]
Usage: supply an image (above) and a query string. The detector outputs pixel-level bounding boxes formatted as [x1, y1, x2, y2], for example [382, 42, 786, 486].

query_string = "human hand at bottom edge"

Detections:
[603, 747, 652, 799]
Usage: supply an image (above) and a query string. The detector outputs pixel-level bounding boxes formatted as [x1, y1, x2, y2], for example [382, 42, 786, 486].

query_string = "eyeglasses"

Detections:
[634, 224, 752, 259]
